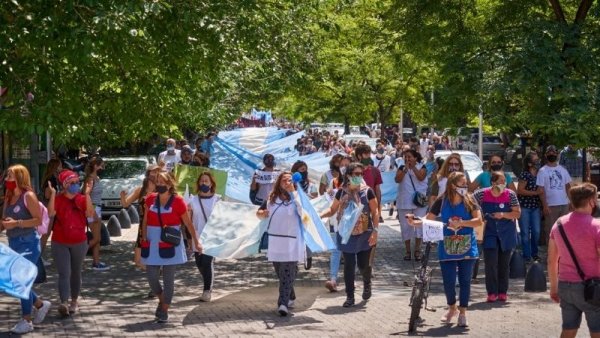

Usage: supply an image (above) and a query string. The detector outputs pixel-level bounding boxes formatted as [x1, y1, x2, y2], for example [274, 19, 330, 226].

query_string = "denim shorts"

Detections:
[558, 281, 600, 332]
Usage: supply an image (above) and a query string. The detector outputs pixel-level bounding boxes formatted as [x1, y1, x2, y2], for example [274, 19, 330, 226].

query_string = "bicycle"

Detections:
[406, 216, 439, 333]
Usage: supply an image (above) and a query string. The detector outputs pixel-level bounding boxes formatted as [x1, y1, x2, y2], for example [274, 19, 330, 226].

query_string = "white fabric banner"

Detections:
[422, 219, 444, 242]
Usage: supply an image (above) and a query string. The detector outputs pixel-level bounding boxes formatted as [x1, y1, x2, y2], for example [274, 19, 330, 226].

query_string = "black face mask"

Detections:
[156, 185, 168, 194]
[264, 159, 275, 168]
[546, 154, 558, 163]
[490, 164, 503, 171]
[300, 171, 308, 181]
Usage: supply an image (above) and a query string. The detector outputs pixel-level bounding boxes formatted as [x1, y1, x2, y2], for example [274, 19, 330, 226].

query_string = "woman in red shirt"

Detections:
[47, 170, 94, 318]
[140, 171, 201, 323]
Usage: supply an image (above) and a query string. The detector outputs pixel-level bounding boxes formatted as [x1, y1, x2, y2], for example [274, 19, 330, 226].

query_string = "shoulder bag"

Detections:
[557, 219, 600, 307]
[259, 202, 284, 252]
[408, 172, 428, 208]
[158, 194, 181, 246]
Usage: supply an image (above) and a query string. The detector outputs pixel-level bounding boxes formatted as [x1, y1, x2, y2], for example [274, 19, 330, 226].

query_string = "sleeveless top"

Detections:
[90, 177, 103, 205]
[4, 193, 35, 238]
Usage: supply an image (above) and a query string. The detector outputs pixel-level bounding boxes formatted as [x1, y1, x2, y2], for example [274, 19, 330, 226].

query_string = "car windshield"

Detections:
[482, 136, 502, 143]
[102, 160, 147, 179]
[437, 153, 482, 171]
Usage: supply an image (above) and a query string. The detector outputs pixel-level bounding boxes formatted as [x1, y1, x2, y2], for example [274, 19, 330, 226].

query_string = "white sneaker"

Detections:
[33, 300, 51, 324]
[11, 319, 34, 334]
[200, 290, 212, 302]
[278, 304, 289, 317]
[42, 258, 51, 267]
[287, 300, 295, 308]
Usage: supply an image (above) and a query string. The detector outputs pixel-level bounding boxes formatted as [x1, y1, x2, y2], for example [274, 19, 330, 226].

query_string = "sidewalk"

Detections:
[0, 214, 571, 337]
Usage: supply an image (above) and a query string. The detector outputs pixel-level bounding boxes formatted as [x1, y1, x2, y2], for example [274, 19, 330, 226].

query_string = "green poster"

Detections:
[173, 164, 228, 197]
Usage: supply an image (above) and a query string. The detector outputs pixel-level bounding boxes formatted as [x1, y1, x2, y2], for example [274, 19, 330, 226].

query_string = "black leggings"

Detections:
[343, 248, 373, 298]
[194, 253, 214, 291]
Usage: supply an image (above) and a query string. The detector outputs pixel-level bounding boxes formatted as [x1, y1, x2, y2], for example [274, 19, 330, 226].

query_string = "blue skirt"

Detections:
[141, 226, 187, 266]
[337, 230, 372, 254]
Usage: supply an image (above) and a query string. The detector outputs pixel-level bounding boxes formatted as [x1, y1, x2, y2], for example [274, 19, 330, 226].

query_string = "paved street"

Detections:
[0, 213, 574, 337]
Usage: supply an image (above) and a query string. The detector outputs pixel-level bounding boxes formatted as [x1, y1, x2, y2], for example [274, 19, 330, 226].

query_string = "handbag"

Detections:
[157, 195, 181, 246]
[258, 203, 283, 253]
[557, 220, 600, 307]
[408, 173, 428, 208]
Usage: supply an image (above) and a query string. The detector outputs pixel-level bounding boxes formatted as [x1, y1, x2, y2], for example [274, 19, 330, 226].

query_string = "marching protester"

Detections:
[538, 145, 572, 245]
[291, 160, 318, 198]
[256, 172, 305, 316]
[120, 165, 161, 270]
[407, 172, 483, 327]
[372, 141, 394, 173]
[158, 138, 181, 172]
[548, 183, 600, 338]
[82, 156, 109, 271]
[319, 163, 379, 308]
[473, 172, 521, 302]
[40, 158, 63, 258]
[517, 152, 543, 262]
[48, 170, 94, 318]
[180, 145, 194, 165]
[429, 153, 466, 205]
[470, 154, 516, 192]
[319, 154, 344, 197]
[395, 149, 428, 261]
[188, 172, 220, 302]
[354, 144, 383, 224]
[140, 171, 201, 323]
[191, 151, 211, 167]
[250, 153, 280, 206]
[2, 165, 51, 334]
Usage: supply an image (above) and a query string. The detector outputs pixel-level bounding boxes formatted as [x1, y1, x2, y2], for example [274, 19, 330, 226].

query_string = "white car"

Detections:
[100, 156, 156, 217]
[342, 134, 378, 150]
[434, 150, 484, 182]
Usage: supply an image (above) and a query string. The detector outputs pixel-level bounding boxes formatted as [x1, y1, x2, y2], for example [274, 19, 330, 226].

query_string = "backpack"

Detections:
[23, 194, 50, 235]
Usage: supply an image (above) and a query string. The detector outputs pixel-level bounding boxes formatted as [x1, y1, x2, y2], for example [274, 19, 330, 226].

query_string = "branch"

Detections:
[548, 0, 567, 23]
[574, 0, 594, 25]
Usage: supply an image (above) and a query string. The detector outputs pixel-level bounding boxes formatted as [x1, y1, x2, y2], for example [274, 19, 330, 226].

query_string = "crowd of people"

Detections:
[1, 125, 599, 337]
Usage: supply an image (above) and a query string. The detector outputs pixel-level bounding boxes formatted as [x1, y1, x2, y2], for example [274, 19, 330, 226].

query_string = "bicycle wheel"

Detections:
[408, 286, 424, 332]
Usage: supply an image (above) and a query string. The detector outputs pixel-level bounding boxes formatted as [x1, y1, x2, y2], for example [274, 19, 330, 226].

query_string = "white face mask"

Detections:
[456, 187, 468, 197]
[495, 184, 506, 193]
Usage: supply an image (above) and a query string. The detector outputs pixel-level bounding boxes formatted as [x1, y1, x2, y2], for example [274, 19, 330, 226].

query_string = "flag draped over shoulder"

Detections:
[173, 164, 228, 197]
[0, 243, 37, 300]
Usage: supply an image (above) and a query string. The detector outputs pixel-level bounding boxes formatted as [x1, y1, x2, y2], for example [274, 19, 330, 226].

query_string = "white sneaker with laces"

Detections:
[11, 319, 34, 334]
[33, 300, 51, 324]
[278, 304, 289, 316]
[200, 290, 212, 302]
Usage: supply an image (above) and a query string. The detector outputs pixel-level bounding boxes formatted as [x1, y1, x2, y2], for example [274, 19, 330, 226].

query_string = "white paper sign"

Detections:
[255, 170, 280, 184]
[422, 219, 444, 242]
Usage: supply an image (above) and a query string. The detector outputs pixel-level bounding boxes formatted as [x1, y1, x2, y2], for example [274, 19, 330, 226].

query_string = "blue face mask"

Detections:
[67, 183, 80, 194]
[199, 184, 211, 193]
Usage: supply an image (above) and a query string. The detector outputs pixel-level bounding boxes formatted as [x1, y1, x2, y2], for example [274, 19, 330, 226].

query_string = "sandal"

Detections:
[414, 251, 422, 262]
[404, 254, 412, 261]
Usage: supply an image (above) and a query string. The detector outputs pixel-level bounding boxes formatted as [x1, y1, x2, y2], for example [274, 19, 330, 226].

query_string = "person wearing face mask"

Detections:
[372, 142, 393, 172]
[320, 163, 379, 308]
[39, 159, 63, 259]
[473, 172, 521, 302]
[517, 152, 543, 262]
[191, 151, 210, 168]
[470, 154, 516, 192]
[291, 161, 318, 199]
[419, 132, 430, 159]
[141, 171, 201, 323]
[256, 172, 306, 316]
[82, 156, 109, 271]
[250, 154, 280, 205]
[354, 144, 383, 224]
[120, 165, 161, 271]
[548, 183, 600, 338]
[429, 153, 467, 206]
[395, 149, 428, 261]
[537, 145, 572, 245]
[319, 154, 344, 197]
[188, 172, 220, 302]
[303, 138, 317, 155]
[48, 170, 94, 318]
[158, 138, 181, 173]
[1, 165, 52, 334]
[407, 172, 483, 327]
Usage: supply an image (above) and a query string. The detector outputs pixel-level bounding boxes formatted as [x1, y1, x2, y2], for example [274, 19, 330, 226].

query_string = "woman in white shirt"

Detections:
[188, 172, 220, 303]
[395, 149, 428, 261]
[256, 172, 305, 317]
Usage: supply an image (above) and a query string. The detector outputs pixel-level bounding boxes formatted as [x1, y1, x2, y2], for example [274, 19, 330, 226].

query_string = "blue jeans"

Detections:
[8, 232, 41, 317]
[440, 259, 476, 308]
[329, 232, 341, 281]
[519, 207, 541, 259]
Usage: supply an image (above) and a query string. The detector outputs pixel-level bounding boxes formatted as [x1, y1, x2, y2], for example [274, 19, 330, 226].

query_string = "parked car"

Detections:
[465, 134, 504, 161]
[434, 150, 484, 182]
[342, 134, 378, 151]
[100, 156, 156, 217]
[452, 127, 479, 150]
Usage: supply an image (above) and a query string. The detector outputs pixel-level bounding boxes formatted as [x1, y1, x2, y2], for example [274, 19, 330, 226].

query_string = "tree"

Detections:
[387, 0, 600, 146]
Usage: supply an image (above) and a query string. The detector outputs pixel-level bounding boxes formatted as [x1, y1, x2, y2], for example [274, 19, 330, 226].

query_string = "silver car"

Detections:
[434, 150, 484, 182]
